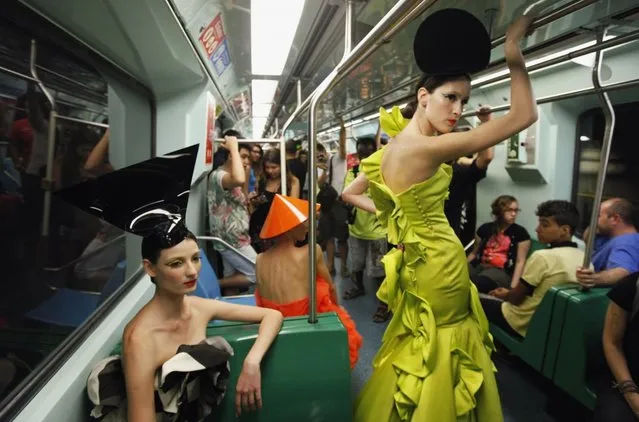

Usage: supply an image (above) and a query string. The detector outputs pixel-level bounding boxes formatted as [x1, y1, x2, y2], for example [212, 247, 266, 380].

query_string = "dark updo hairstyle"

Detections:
[401, 73, 471, 119]
[141, 222, 197, 283]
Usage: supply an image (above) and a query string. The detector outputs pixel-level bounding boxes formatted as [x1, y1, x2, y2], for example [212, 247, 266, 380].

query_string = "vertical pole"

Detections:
[582, 27, 616, 285]
[29, 39, 56, 237]
[280, 139, 287, 195]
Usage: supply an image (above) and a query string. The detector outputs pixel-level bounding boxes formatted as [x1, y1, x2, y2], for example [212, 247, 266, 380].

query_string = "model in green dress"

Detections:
[342, 11, 538, 422]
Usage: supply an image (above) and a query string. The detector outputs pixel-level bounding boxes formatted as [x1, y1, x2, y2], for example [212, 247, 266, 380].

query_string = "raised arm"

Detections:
[342, 173, 377, 214]
[416, 16, 537, 166]
[220, 136, 246, 189]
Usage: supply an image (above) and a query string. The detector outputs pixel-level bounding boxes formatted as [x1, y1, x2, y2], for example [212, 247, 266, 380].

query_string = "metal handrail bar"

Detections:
[306, 0, 440, 322]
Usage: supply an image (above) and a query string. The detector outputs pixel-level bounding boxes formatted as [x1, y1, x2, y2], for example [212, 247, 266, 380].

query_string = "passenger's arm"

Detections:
[412, 16, 537, 168]
[577, 267, 629, 288]
[467, 235, 482, 263]
[338, 118, 346, 160]
[199, 299, 282, 362]
[494, 282, 530, 305]
[342, 173, 377, 214]
[195, 298, 283, 415]
[220, 136, 246, 189]
[315, 244, 339, 304]
[85, 129, 109, 171]
[289, 175, 300, 198]
[602, 301, 639, 416]
[511, 240, 531, 287]
[122, 332, 158, 422]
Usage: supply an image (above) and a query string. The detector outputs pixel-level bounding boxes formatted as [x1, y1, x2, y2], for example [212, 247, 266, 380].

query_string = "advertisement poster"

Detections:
[205, 92, 216, 165]
[211, 39, 231, 76]
[198, 13, 226, 58]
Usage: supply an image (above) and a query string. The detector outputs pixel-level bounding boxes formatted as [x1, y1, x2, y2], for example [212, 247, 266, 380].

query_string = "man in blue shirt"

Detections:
[577, 198, 639, 288]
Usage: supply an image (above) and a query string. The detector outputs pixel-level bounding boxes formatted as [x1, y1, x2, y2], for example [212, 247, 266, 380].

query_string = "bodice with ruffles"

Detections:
[354, 148, 502, 422]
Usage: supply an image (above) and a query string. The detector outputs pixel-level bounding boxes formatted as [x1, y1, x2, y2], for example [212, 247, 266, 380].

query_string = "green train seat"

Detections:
[489, 283, 574, 372]
[109, 313, 352, 421]
[549, 286, 610, 409]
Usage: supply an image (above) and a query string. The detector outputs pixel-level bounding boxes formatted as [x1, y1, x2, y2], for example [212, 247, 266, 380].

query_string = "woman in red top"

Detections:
[254, 194, 362, 369]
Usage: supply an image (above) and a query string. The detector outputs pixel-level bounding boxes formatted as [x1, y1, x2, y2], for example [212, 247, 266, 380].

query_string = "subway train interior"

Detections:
[1, 0, 639, 421]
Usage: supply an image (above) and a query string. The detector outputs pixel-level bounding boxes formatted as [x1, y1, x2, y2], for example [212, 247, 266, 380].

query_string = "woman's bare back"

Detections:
[381, 131, 437, 194]
[256, 244, 312, 304]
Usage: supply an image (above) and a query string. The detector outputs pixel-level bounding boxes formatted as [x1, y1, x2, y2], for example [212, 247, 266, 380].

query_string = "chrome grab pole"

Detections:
[280, 0, 356, 140]
[307, 0, 439, 323]
[30, 40, 57, 237]
[582, 28, 616, 289]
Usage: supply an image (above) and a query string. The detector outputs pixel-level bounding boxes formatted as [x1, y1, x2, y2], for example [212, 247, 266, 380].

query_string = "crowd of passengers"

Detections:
[207, 114, 639, 420]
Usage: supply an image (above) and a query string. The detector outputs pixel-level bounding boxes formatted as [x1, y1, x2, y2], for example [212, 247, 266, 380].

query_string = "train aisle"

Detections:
[331, 256, 556, 422]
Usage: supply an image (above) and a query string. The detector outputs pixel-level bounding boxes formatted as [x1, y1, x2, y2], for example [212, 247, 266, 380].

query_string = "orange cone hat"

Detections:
[260, 194, 321, 239]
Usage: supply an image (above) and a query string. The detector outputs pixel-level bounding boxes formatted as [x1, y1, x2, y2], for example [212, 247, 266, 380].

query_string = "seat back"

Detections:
[206, 314, 352, 421]
[97, 261, 127, 307]
[550, 287, 611, 409]
[107, 314, 353, 421]
[528, 238, 548, 257]
[489, 283, 573, 372]
[192, 249, 221, 299]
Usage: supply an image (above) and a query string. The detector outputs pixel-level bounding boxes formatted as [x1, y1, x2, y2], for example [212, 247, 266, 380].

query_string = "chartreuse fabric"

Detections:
[354, 109, 502, 421]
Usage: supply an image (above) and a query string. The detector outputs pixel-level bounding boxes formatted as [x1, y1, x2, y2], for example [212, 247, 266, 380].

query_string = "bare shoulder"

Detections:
[122, 311, 157, 364]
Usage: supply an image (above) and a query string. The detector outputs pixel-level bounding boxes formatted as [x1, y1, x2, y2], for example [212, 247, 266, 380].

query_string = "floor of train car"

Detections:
[331, 256, 590, 422]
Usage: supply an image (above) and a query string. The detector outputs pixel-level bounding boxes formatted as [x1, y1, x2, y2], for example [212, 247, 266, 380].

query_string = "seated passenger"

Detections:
[480, 200, 583, 337]
[55, 145, 283, 420]
[577, 198, 639, 288]
[594, 271, 639, 422]
[254, 194, 362, 369]
[467, 194, 531, 293]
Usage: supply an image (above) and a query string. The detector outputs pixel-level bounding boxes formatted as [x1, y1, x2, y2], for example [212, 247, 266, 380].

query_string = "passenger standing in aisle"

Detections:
[208, 132, 257, 295]
[342, 135, 390, 323]
[318, 117, 350, 277]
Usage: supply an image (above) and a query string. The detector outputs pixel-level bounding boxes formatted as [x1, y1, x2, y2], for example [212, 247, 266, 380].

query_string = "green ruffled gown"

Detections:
[353, 148, 503, 422]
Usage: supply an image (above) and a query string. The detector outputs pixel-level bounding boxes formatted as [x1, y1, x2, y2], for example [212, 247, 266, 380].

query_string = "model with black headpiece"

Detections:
[341, 10, 538, 422]
[56, 144, 283, 421]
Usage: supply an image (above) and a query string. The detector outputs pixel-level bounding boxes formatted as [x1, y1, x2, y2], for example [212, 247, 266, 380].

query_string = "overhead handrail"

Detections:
[196, 236, 256, 266]
[307, 0, 439, 323]
[43, 235, 126, 272]
[56, 114, 109, 129]
[582, 27, 616, 289]
[492, 0, 597, 48]
[300, 0, 602, 132]
[471, 28, 639, 90]
[212, 138, 287, 197]
[461, 78, 639, 117]
[278, 0, 356, 140]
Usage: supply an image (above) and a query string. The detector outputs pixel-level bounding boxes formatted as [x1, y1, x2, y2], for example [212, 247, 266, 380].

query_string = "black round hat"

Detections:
[413, 8, 491, 75]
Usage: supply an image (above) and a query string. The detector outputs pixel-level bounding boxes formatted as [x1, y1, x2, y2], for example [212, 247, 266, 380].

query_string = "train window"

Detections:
[573, 101, 639, 234]
[0, 6, 149, 411]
